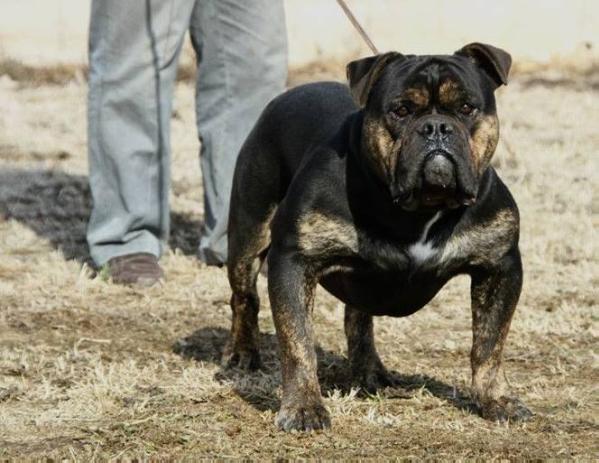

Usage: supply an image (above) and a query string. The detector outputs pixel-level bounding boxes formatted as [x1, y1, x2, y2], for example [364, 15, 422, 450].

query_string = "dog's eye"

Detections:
[460, 103, 476, 116]
[391, 106, 410, 118]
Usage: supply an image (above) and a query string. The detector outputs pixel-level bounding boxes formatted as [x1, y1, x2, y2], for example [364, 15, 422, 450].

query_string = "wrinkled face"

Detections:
[354, 51, 506, 210]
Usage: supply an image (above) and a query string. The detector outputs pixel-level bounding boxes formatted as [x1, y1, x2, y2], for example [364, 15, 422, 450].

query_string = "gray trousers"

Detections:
[87, 0, 287, 266]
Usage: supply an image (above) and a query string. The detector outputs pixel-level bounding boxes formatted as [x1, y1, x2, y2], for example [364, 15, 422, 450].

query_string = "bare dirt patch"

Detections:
[0, 64, 597, 458]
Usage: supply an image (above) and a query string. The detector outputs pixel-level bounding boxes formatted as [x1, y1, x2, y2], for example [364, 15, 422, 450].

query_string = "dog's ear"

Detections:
[347, 52, 404, 107]
[456, 42, 512, 87]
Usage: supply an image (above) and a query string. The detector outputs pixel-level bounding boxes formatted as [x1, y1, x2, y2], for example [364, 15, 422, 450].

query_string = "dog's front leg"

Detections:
[268, 250, 330, 432]
[470, 248, 532, 422]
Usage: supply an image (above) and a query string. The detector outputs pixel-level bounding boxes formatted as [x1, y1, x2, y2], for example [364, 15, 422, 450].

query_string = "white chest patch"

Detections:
[408, 212, 442, 266]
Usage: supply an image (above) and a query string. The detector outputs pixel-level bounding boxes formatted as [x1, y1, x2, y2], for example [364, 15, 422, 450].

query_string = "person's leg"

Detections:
[87, 0, 195, 268]
[190, 0, 288, 266]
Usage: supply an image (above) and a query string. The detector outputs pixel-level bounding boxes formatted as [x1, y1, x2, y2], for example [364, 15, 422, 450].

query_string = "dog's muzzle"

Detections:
[423, 151, 456, 190]
[391, 115, 479, 210]
[419, 151, 458, 206]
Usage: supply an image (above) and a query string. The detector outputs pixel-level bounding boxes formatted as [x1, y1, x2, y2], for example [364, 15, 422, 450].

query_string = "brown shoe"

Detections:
[106, 253, 164, 287]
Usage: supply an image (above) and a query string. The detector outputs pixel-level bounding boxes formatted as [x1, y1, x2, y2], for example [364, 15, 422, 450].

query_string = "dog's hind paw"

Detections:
[353, 365, 399, 394]
[350, 355, 399, 394]
[480, 396, 533, 422]
[275, 403, 331, 432]
[221, 348, 262, 371]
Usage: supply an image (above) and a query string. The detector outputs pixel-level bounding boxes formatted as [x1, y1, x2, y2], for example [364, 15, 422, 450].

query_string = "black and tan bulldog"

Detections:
[225, 43, 531, 431]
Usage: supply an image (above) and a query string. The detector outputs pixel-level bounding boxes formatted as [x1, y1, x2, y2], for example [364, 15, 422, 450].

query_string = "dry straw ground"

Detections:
[0, 60, 597, 459]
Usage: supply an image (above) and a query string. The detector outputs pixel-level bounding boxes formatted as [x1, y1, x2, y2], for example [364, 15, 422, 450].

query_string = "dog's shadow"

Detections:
[173, 326, 479, 415]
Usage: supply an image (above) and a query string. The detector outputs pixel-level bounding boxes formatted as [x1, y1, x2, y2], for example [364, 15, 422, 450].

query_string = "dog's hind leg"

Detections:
[224, 139, 281, 370]
[344, 305, 397, 392]
[224, 211, 272, 370]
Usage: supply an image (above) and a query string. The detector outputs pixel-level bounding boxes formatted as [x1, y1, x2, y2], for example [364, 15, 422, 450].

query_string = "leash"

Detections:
[336, 0, 379, 54]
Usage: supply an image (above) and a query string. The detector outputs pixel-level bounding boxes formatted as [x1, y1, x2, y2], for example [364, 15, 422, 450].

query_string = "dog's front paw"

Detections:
[275, 402, 331, 432]
[480, 396, 533, 422]
[221, 345, 261, 371]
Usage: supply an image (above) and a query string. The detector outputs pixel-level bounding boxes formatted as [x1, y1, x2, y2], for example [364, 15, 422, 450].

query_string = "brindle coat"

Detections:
[226, 42, 531, 431]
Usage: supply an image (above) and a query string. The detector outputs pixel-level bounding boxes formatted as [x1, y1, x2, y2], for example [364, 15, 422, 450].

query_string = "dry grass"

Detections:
[0, 62, 597, 459]
[2, 51, 598, 89]
[0, 59, 86, 87]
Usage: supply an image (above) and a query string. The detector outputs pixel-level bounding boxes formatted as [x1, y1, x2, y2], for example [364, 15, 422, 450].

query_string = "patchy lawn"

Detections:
[0, 63, 597, 459]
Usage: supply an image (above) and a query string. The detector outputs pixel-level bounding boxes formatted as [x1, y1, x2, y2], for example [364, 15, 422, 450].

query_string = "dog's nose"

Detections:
[418, 117, 455, 141]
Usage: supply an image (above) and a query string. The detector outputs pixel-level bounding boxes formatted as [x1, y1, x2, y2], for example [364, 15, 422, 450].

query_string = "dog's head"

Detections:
[347, 43, 511, 210]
